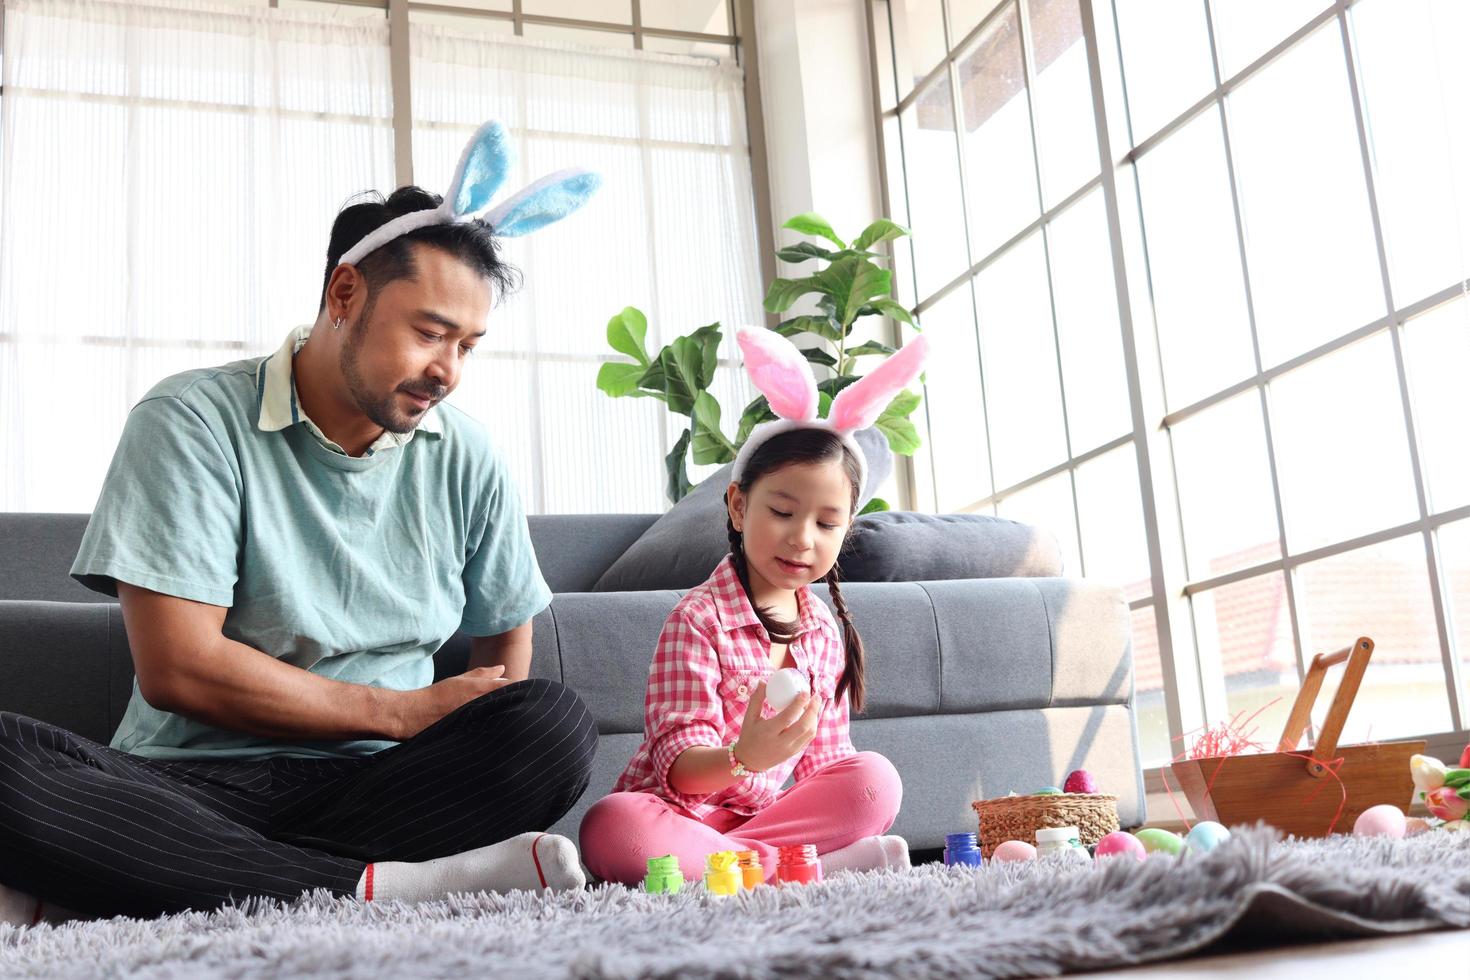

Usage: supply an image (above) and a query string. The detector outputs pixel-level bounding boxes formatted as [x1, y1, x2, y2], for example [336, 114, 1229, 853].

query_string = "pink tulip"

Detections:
[1425, 786, 1469, 821]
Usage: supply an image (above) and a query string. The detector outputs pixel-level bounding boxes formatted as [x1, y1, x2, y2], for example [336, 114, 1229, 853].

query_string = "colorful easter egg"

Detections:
[1063, 770, 1098, 794]
[1404, 817, 1433, 837]
[1185, 821, 1231, 853]
[1353, 804, 1407, 838]
[1425, 786, 1469, 822]
[1093, 831, 1146, 861]
[1441, 819, 1469, 833]
[1134, 828, 1184, 855]
[1460, 745, 1470, 769]
[992, 840, 1038, 863]
[1034, 787, 1063, 796]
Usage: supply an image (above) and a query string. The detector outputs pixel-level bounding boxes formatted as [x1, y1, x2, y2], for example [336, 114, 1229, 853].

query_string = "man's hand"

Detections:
[730, 680, 823, 773]
[392, 665, 517, 739]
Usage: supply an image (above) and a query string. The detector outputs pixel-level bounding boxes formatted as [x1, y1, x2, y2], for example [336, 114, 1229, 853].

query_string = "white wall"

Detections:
[752, 0, 910, 508]
[754, 0, 883, 256]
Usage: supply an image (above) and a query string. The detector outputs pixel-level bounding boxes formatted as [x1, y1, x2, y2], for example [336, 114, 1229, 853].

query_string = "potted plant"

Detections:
[597, 212, 924, 505]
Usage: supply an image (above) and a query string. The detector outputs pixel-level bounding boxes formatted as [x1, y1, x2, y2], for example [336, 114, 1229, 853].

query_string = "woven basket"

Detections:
[971, 793, 1119, 859]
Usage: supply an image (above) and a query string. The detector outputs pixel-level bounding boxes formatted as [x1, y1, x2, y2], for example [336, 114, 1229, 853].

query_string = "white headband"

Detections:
[731, 327, 930, 499]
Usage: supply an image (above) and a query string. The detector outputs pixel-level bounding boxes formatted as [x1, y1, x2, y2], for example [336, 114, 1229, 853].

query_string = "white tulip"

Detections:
[1410, 753, 1447, 802]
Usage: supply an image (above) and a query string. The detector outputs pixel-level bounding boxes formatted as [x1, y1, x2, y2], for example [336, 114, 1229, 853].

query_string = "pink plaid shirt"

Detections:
[612, 555, 856, 818]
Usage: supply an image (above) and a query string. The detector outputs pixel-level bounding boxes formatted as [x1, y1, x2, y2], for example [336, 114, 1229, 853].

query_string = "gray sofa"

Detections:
[0, 512, 1145, 851]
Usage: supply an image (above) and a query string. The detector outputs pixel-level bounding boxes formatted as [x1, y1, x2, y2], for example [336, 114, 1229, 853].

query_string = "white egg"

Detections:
[764, 667, 809, 712]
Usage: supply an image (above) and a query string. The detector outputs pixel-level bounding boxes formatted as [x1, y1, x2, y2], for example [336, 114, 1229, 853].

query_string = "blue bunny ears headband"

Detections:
[337, 120, 602, 267]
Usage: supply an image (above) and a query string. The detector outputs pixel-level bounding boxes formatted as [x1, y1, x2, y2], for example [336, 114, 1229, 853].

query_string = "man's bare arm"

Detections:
[118, 582, 512, 742]
[468, 621, 533, 680]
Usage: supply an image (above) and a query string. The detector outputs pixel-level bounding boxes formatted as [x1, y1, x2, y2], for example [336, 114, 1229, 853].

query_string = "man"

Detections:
[0, 138, 603, 922]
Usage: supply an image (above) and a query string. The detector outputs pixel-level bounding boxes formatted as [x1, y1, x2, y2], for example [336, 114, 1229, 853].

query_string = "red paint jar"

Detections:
[775, 844, 822, 885]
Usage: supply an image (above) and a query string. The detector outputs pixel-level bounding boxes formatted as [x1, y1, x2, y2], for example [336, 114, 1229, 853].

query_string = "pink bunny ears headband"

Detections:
[732, 327, 930, 499]
[337, 120, 601, 267]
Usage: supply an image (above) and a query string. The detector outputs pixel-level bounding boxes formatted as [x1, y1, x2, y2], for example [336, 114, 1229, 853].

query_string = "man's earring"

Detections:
[333, 317, 344, 331]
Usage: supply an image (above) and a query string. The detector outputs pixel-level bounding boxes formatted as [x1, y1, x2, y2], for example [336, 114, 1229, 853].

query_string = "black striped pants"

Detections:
[0, 678, 597, 918]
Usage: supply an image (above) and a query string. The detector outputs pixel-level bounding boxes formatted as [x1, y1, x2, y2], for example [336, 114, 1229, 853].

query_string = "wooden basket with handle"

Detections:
[1169, 637, 1424, 838]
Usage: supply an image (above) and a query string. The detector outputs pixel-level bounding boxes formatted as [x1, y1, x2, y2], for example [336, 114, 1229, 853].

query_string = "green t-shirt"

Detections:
[70, 349, 551, 761]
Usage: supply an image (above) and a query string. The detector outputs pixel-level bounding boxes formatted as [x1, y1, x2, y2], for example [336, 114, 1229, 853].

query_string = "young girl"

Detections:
[579, 327, 929, 885]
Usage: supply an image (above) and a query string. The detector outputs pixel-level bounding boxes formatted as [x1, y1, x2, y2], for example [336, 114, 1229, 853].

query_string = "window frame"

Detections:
[867, 0, 1470, 770]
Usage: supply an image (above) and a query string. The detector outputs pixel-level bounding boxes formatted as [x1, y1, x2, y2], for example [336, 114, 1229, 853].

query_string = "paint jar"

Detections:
[944, 832, 983, 867]
[775, 844, 822, 885]
[735, 850, 764, 889]
[643, 854, 684, 895]
[704, 850, 742, 896]
[1035, 826, 1091, 864]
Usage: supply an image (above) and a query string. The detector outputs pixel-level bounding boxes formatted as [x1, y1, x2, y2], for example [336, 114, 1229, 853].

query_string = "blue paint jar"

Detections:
[944, 832, 983, 867]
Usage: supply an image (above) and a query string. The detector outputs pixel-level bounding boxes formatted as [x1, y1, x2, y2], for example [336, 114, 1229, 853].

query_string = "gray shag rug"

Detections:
[3, 826, 1468, 978]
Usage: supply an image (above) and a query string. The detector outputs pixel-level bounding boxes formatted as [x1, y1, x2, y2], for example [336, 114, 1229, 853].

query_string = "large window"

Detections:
[0, 0, 760, 516]
[873, 0, 1470, 766]
[401, 1, 759, 514]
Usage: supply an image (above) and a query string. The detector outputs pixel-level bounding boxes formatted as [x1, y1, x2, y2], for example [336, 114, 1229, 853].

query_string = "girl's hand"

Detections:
[731, 680, 823, 773]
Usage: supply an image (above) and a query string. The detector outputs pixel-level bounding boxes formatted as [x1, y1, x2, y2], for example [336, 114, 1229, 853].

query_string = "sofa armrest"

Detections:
[0, 599, 133, 744]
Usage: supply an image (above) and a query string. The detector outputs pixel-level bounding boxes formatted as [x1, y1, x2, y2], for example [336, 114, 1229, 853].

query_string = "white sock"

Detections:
[0, 883, 79, 927]
[820, 835, 911, 875]
[0, 882, 36, 928]
[355, 832, 586, 902]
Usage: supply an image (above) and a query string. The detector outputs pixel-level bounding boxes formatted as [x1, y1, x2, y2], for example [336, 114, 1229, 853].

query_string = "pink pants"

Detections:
[579, 751, 902, 885]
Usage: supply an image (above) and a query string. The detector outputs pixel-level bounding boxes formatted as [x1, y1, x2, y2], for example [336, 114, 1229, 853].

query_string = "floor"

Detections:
[1089, 926, 1469, 977]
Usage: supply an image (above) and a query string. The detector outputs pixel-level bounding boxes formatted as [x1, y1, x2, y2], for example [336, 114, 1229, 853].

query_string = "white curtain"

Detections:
[0, 0, 396, 511]
[408, 23, 762, 514]
[0, 0, 764, 516]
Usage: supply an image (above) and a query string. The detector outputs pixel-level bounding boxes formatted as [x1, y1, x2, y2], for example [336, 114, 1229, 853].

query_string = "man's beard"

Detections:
[338, 313, 440, 435]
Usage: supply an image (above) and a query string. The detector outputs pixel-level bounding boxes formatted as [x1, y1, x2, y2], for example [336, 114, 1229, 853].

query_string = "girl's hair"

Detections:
[725, 427, 867, 713]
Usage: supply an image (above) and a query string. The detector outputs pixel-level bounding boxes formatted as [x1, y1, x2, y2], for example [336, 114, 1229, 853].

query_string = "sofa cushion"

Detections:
[590, 427, 894, 592]
[593, 492, 1061, 593]
[526, 514, 657, 593]
[839, 511, 1063, 581]
[0, 600, 132, 743]
[551, 591, 686, 734]
[592, 462, 737, 592]
[0, 513, 104, 603]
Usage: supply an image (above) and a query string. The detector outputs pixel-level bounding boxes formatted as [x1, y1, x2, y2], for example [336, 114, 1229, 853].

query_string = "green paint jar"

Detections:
[643, 854, 684, 894]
